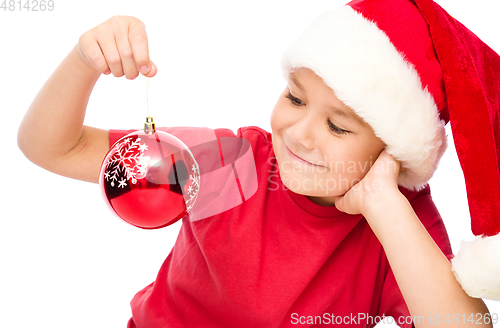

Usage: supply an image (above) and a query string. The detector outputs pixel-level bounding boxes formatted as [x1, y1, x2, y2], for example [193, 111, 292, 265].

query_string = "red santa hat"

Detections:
[281, 0, 500, 300]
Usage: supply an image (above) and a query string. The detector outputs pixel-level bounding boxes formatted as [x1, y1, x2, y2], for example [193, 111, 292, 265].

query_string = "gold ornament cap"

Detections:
[144, 117, 156, 135]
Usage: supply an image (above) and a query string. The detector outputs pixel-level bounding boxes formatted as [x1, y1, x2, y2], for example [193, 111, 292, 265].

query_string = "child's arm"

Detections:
[333, 150, 492, 327]
[17, 16, 157, 183]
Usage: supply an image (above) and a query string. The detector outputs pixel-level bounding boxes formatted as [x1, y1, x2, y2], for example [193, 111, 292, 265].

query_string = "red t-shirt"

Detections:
[108, 126, 453, 328]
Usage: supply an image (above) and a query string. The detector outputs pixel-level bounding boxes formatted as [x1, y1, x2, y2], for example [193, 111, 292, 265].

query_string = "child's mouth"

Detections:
[285, 145, 324, 167]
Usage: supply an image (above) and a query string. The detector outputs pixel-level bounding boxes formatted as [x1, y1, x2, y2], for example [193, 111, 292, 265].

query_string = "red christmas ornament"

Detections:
[99, 117, 200, 229]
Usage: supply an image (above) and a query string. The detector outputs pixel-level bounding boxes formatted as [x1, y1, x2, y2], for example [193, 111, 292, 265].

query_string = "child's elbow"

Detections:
[17, 121, 43, 166]
[17, 124, 31, 159]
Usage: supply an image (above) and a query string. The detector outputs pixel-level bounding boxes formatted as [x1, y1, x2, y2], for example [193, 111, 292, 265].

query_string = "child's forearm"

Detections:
[18, 44, 101, 170]
[364, 191, 491, 327]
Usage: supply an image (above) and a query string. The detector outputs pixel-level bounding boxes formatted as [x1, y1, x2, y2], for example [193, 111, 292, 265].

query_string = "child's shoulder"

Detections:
[399, 184, 446, 232]
[399, 183, 431, 203]
[215, 126, 271, 143]
[214, 126, 273, 159]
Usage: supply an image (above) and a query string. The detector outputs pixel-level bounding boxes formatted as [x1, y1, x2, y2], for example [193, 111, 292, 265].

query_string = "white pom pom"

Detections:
[451, 233, 500, 300]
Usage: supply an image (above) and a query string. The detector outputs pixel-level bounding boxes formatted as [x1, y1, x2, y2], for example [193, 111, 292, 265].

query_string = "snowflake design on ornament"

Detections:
[185, 162, 200, 211]
[104, 137, 150, 188]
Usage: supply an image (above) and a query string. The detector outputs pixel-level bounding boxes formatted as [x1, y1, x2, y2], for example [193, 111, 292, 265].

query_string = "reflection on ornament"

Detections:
[99, 119, 200, 229]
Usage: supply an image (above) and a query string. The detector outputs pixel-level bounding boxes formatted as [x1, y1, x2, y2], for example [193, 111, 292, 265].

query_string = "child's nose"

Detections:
[287, 118, 316, 150]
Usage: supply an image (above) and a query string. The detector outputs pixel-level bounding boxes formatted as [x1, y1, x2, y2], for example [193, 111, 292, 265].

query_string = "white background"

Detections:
[1, 0, 499, 327]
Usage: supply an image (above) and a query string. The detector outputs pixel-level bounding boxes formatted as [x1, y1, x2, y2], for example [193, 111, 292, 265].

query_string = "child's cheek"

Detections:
[269, 102, 283, 133]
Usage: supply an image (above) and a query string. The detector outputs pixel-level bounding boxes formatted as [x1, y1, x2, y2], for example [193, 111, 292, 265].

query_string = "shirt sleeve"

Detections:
[108, 129, 139, 147]
[375, 185, 454, 327]
[409, 188, 454, 262]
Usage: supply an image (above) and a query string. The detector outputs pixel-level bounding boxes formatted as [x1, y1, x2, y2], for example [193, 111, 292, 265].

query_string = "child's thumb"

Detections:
[141, 61, 157, 77]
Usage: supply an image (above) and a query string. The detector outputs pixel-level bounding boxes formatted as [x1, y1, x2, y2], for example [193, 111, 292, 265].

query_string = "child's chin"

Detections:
[281, 179, 345, 197]
[286, 184, 344, 198]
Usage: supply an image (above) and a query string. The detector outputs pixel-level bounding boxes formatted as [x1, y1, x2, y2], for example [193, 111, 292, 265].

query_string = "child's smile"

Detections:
[285, 143, 327, 168]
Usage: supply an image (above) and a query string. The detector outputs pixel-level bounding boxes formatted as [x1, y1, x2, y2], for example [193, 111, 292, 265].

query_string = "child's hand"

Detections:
[332, 149, 404, 216]
[77, 15, 157, 79]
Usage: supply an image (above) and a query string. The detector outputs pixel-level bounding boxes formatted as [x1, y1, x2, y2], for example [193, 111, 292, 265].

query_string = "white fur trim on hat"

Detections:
[451, 233, 500, 300]
[280, 6, 447, 191]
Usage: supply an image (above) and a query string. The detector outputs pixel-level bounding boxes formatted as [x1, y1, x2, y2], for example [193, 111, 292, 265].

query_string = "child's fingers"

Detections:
[77, 16, 156, 78]
[78, 33, 110, 75]
[115, 28, 139, 79]
[99, 35, 124, 77]
[128, 19, 153, 76]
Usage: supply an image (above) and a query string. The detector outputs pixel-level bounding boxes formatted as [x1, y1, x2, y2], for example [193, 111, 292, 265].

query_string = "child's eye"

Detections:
[285, 91, 349, 135]
[327, 119, 350, 135]
[285, 92, 305, 106]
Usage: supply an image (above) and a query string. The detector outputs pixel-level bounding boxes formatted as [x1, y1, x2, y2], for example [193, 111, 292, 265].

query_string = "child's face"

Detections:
[270, 67, 386, 206]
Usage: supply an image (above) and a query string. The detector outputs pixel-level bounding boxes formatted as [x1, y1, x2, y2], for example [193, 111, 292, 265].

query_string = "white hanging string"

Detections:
[145, 75, 150, 117]
[143, 75, 156, 135]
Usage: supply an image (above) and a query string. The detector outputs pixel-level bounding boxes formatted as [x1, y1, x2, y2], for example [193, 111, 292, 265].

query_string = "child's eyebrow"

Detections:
[289, 74, 365, 126]
[289, 75, 305, 92]
[328, 105, 366, 126]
